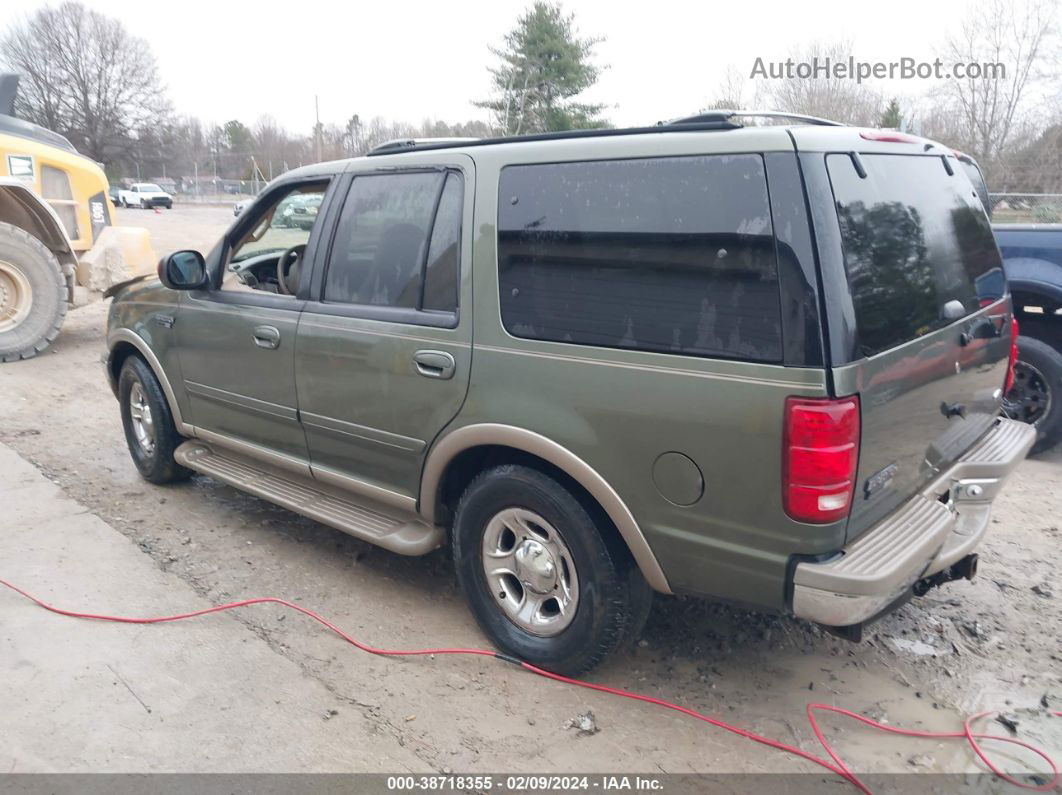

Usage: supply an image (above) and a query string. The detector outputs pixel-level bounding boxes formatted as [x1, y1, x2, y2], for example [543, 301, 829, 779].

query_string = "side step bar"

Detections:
[174, 441, 443, 555]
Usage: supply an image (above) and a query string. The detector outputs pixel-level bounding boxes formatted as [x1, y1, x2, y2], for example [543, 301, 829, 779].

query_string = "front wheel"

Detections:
[453, 464, 652, 675]
[1004, 335, 1062, 454]
[119, 355, 192, 484]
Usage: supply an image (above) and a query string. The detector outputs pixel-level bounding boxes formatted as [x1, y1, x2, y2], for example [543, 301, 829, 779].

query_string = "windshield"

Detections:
[827, 153, 1003, 357]
[139, 184, 163, 192]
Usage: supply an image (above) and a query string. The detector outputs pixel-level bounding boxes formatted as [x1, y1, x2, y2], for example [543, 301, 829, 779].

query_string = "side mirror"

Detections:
[158, 250, 207, 290]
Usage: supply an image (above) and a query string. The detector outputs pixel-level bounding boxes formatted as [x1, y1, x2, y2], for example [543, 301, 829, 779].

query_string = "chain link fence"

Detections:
[989, 193, 1062, 224]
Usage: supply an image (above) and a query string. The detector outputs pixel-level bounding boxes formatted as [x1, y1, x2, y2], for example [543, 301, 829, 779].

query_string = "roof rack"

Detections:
[662, 110, 846, 127]
[365, 120, 743, 157]
[370, 137, 479, 155]
[363, 111, 846, 158]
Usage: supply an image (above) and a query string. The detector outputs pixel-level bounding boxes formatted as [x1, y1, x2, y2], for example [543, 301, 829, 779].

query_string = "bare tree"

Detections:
[702, 66, 755, 111]
[0, 1, 170, 163]
[755, 41, 883, 126]
[938, 0, 1059, 183]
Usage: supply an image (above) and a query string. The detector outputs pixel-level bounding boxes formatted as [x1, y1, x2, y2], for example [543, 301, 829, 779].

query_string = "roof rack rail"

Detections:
[369, 137, 480, 155]
[364, 121, 743, 156]
[662, 110, 846, 127]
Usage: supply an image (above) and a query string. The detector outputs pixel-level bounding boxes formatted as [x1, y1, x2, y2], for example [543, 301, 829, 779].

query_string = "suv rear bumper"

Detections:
[790, 418, 1035, 627]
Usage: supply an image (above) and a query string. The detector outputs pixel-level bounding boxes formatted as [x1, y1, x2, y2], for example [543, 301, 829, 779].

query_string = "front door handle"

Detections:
[413, 350, 455, 380]
[252, 325, 281, 349]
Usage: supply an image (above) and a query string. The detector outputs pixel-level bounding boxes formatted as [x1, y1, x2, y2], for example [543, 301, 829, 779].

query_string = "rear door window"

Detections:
[827, 153, 1004, 356]
[325, 171, 462, 312]
[497, 154, 782, 363]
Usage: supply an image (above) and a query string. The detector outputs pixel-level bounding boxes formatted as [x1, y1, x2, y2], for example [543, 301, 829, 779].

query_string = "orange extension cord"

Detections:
[1, 577, 1058, 794]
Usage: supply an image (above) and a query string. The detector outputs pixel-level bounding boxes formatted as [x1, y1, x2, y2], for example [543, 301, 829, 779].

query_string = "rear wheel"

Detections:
[0, 222, 66, 363]
[1004, 335, 1062, 454]
[453, 464, 652, 674]
[119, 355, 192, 484]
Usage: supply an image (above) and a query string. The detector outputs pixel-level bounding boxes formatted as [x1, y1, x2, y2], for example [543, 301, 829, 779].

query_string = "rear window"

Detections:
[828, 153, 1004, 356]
[497, 155, 782, 363]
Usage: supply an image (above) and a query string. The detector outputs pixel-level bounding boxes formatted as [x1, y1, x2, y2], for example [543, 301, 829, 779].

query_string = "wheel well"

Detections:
[106, 341, 141, 396]
[0, 186, 76, 268]
[434, 444, 629, 556]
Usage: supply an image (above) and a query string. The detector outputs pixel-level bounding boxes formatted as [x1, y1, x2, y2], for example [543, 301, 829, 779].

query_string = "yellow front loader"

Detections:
[0, 73, 156, 362]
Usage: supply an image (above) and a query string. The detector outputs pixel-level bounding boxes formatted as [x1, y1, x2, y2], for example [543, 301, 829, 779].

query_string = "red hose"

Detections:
[1, 577, 1057, 793]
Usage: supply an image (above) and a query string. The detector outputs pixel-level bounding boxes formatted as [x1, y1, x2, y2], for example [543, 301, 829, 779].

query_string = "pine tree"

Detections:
[476, 2, 607, 135]
[879, 98, 903, 129]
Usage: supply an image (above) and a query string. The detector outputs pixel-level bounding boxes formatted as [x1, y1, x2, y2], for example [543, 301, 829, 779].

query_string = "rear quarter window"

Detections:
[497, 154, 782, 363]
[827, 153, 1004, 356]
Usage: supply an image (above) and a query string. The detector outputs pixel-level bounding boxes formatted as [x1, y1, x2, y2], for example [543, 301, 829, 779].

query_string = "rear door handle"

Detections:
[413, 350, 455, 379]
[252, 325, 281, 349]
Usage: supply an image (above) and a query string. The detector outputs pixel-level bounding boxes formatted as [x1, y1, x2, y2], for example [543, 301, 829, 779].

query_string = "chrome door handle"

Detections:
[252, 325, 281, 349]
[413, 350, 455, 379]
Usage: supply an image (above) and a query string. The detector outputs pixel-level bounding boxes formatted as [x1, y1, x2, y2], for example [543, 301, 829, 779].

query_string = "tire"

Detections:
[141, 200, 149, 210]
[452, 464, 652, 675]
[118, 355, 192, 484]
[165, 202, 172, 210]
[1005, 335, 1062, 454]
[0, 222, 67, 363]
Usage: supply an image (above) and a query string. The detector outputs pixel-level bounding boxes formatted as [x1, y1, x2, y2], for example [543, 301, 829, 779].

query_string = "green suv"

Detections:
[105, 112, 1035, 674]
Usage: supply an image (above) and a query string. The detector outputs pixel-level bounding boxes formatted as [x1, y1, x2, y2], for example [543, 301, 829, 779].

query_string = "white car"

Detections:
[118, 183, 173, 209]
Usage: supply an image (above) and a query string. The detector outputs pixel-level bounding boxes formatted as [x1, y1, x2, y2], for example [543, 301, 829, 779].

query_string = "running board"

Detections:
[174, 441, 443, 555]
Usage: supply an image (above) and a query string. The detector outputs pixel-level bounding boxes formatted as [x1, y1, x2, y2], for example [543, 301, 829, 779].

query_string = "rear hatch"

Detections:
[823, 150, 1010, 539]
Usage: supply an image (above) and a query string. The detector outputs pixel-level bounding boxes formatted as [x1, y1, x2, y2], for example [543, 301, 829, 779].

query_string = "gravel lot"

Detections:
[1, 203, 1059, 782]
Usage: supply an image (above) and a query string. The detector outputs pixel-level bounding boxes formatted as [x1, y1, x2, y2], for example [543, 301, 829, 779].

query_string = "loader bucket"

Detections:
[74, 226, 157, 293]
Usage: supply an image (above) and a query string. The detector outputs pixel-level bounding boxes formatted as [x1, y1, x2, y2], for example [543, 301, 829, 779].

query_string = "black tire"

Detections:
[118, 355, 192, 484]
[453, 464, 652, 675]
[141, 200, 149, 210]
[165, 202, 173, 210]
[0, 222, 67, 363]
[1006, 335, 1062, 454]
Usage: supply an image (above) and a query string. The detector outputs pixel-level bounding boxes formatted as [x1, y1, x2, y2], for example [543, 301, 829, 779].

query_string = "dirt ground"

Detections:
[1, 204, 1060, 782]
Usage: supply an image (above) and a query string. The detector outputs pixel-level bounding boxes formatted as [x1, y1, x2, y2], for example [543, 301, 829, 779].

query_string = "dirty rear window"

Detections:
[497, 154, 782, 363]
[828, 153, 1004, 357]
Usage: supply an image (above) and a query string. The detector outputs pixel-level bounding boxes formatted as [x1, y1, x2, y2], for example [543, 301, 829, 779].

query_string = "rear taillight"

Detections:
[783, 396, 861, 524]
[1005, 315, 1019, 393]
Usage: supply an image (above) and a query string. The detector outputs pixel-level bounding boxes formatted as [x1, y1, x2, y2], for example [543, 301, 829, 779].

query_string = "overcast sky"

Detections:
[5, 0, 977, 132]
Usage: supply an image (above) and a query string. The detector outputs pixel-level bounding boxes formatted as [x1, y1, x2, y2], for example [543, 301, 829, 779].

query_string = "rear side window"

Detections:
[828, 153, 1004, 356]
[422, 173, 463, 312]
[497, 155, 781, 362]
[325, 171, 461, 312]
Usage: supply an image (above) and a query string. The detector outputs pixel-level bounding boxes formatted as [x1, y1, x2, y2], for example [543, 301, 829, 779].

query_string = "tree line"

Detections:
[1, 0, 1060, 192]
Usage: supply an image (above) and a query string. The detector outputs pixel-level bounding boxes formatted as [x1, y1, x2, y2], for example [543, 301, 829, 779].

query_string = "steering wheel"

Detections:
[276, 244, 306, 296]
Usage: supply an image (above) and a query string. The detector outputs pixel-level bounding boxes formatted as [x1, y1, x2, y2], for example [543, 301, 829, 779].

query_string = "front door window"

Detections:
[223, 183, 327, 295]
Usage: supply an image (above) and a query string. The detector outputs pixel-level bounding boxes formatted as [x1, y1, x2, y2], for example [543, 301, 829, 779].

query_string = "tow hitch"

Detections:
[913, 554, 979, 597]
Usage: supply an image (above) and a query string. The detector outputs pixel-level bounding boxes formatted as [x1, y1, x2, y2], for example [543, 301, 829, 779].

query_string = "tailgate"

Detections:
[824, 151, 1011, 539]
